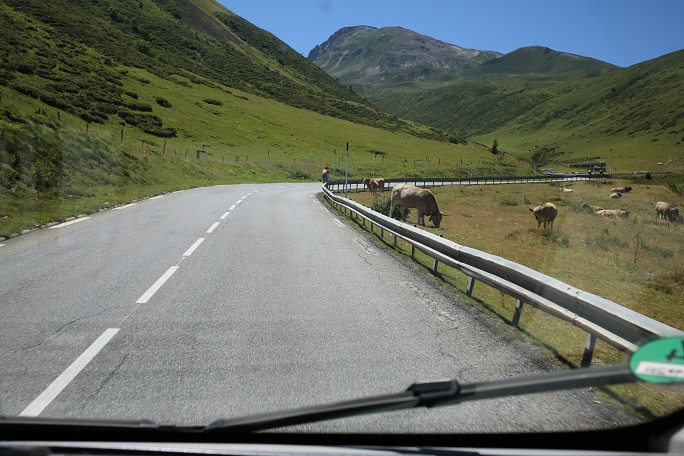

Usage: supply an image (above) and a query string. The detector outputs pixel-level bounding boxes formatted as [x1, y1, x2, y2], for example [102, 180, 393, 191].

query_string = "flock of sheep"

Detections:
[362, 177, 680, 230]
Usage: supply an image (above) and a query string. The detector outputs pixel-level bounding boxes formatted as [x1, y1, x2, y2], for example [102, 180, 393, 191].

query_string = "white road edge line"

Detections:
[150, 195, 163, 200]
[113, 203, 136, 210]
[20, 328, 120, 417]
[229, 205, 236, 211]
[136, 266, 179, 303]
[220, 212, 230, 220]
[206, 222, 220, 233]
[333, 219, 345, 228]
[49, 217, 91, 229]
[183, 238, 205, 257]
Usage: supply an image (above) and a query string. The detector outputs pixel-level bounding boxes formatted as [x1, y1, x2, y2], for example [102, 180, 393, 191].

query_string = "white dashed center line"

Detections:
[183, 238, 205, 257]
[136, 266, 179, 304]
[20, 328, 120, 417]
[20, 189, 264, 417]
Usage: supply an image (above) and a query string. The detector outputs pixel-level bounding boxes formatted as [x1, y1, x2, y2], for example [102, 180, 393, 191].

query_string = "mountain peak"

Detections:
[470, 45, 618, 80]
[307, 26, 501, 84]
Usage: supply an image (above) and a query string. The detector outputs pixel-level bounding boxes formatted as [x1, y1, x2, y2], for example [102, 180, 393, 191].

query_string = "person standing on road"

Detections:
[322, 166, 330, 184]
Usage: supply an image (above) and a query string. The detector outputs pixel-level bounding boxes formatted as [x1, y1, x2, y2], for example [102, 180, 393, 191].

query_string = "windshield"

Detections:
[1, 0, 683, 435]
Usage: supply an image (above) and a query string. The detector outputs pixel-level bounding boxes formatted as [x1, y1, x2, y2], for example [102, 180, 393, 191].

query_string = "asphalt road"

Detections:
[0, 183, 636, 433]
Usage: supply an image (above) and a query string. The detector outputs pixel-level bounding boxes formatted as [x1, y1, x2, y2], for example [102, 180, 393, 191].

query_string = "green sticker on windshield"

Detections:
[630, 337, 684, 383]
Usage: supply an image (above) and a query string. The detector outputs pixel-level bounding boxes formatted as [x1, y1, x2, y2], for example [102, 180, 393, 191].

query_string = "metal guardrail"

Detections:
[325, 174, 606, 193]
[322, 185, 682, 367]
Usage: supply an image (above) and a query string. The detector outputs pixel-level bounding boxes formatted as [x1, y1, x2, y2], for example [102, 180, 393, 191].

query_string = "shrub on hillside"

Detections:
[39, 93, 73, 112]
[155, 97, 172, 108]
[117, 111, 176, 137]
[10, 83, 40, 99]
[288, 169, 310, 180]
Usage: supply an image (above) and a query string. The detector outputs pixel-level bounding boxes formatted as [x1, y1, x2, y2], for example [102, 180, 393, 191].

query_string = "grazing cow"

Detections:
[529, 203, 558, 229]
[560, 188, 575, 193]
[390, 184, 443, 227]
[362, 177, 385, 194]
[656, 201, 679, 223]
[596, 209, 630, 219]
[581, 203, 603, 212]
[610, 186, 633, 193]
[610, 192, 622, 199]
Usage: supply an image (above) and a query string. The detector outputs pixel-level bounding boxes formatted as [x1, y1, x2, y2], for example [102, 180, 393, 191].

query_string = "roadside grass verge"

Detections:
[330, 178, 684, 419]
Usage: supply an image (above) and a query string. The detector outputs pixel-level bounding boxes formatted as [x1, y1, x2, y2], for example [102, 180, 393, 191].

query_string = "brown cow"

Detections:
[656, 201, 679, 223]
[529, 203, 558, 229]
[610, 186, 632, 193]
[390, 184, 443, 227]
[362, 178, 385, 194]
[610, 192, 622, 199]
[596, 209, 630, 219]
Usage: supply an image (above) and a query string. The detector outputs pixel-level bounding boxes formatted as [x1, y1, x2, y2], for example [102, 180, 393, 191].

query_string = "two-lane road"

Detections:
[0, 183, 634, 432]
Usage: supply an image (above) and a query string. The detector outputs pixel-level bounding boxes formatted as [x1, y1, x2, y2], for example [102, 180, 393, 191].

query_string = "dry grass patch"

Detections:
[346, 179, 684, 416]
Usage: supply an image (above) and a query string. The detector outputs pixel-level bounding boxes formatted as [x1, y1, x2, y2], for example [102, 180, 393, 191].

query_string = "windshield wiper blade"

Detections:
[205, 364, 637, 433]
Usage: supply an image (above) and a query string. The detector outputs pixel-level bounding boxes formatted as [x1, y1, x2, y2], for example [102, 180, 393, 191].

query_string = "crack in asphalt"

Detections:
[22, 306, 115, 350]
[90, 352, 129, 398]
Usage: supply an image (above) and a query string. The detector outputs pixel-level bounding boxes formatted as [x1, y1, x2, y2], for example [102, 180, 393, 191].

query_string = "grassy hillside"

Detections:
[463, 46, 618, 81]
[0, 0, 441, 139]
[365, 50, 684, 173]
[365, 79, 563, 138]
[471, 50, 684, 173]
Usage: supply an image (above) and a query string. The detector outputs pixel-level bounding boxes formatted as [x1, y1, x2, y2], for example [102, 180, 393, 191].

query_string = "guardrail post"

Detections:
[512, 300, 524, 327]
[411, 245, 415, 259]
[581, 333, 597, 368]
[393, 234, 397, 247]
[466, 276, 476, 297]
[432, 259, 439, 273]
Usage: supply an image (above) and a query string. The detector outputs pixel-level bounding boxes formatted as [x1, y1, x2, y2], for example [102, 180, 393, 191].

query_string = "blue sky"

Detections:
[220, 0, 683, 68]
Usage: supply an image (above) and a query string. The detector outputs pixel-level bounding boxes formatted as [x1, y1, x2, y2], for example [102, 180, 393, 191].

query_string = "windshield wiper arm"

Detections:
[205, 364, 636, 433]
